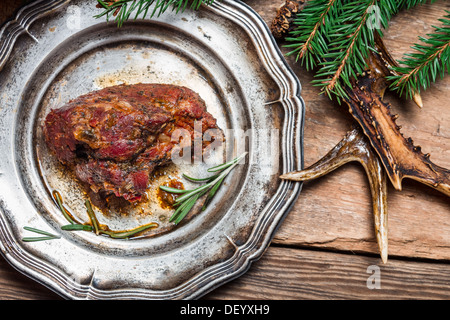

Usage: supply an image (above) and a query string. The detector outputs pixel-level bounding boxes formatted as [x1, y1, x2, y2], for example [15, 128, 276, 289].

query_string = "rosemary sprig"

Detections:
[25, 153, 244, 241]
[160, 152, 248, 224]
[84, 200, 159, 239]
[52, 190, 78, 224]
[43, 191, 159, 240]
[22, 226, 60, 242]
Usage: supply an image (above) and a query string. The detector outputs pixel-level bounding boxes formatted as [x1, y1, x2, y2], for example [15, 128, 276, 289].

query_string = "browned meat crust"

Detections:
[44, 83, 220, 202]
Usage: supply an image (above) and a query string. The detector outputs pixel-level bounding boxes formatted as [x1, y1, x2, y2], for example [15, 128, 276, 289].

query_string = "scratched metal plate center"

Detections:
[0, 0, 304, 299]
[32, 23, 247, 254]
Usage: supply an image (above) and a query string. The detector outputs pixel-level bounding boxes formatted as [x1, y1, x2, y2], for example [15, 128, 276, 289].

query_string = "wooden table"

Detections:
[0, 0, 449, 300]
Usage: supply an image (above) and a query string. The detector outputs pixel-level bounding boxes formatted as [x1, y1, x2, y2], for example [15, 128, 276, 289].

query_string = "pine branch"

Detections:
[284, 0, 440, 102]
[387, 10, 449, 100]
[396, 0, 436, 10]
[284, 0, 341, 71]
[286, 0, 396, 101]
[316, 0, 380, 99]
[96, 0, 215, 27]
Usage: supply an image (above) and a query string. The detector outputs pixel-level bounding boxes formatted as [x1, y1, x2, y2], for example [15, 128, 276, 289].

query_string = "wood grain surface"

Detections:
[0, 0, 448, 300]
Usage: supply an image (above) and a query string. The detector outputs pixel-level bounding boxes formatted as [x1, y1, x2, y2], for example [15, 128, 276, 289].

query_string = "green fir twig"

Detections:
[96, 0, 215, 27]
[396, 0, 436, 10]
[387, 10, 450, 100]
[285, 0, 342, 71]
[286, 0, 396, 102]
[285, 0, 440, 102]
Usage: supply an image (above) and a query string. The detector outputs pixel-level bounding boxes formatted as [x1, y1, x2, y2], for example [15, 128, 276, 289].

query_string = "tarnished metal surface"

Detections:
[0, 0, 304, 299]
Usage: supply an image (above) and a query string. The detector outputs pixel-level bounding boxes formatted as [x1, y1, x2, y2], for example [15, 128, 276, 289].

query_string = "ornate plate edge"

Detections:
[0, 0, 305, 300]
[0, 0, 70, 72]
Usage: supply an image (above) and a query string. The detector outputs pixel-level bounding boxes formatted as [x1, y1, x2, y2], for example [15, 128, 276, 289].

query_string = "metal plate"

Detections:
[0, 0, 304, 299]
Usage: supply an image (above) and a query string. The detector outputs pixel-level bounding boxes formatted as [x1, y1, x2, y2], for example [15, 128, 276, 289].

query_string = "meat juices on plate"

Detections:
[44, 83, 221, 202]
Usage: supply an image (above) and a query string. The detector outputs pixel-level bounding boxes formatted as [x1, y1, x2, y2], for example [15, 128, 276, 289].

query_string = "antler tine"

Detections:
[344, 34, 450, 197]
[281, 127, 389, 263]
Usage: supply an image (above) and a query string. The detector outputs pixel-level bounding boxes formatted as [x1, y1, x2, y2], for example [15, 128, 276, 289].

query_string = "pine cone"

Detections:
[270, 0, 304, 40]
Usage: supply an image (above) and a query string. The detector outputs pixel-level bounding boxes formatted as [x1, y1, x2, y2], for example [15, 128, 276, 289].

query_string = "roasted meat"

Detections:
[44, 83, 220, 202]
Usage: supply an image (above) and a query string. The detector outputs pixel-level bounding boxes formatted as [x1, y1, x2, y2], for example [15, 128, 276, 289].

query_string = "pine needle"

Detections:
[286, 0, 396, 102]
[95, 0, 215, 27]
[285, 0, 341, 71]
[387, 10, 450, 101]
[285, 0, 441, 103]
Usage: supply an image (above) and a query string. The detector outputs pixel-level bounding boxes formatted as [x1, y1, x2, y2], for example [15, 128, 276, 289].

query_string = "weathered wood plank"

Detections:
[1, 245, 449, 300]
[0, 0, 448, 300]
[0, 256, 61, 300]
[0, 0, 32, 23]
[205, 246, 450, 300]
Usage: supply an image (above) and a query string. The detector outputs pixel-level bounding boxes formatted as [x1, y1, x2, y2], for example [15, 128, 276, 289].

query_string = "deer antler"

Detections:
[281, 126, 389, 263]
[345, 33, 450, 196]
[274, 0, 450, 262]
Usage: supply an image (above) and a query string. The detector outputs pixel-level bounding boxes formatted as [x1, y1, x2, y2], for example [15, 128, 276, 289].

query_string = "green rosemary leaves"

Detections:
[160, 152, 248, 224]
[22, 226, 61, 242]
[23, 153, 246, 242]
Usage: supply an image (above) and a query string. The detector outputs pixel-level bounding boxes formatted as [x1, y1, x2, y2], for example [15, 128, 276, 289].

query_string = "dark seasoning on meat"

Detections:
[43, 83, 222, 215]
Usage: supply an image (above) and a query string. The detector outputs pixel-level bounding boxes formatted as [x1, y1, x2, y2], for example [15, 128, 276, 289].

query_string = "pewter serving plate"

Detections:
[0, 0, 304, 299]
